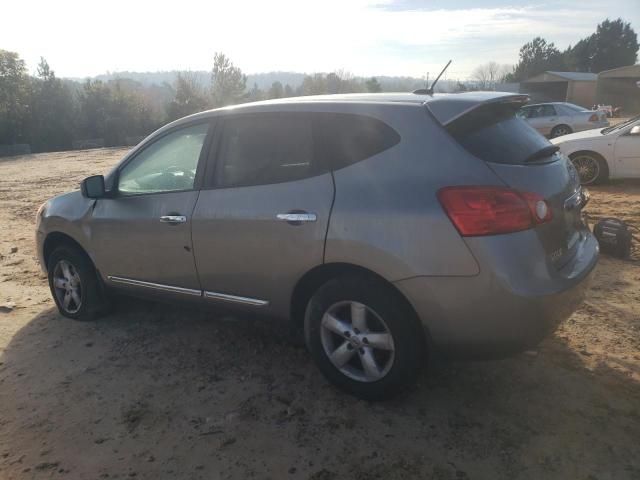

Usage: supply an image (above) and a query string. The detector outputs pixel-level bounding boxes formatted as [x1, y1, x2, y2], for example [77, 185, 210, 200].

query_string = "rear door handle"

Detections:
[276, 212, 317, 223]
[160, 215, 187, 224]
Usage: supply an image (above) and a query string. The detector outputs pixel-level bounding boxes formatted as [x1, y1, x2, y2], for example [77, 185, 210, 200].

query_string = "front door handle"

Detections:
[160, 215, 187, 224]
[276, 212, 317, 224]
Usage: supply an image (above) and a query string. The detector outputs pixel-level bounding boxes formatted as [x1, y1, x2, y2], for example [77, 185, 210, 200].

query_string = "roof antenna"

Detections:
[413, 60, 452, 95]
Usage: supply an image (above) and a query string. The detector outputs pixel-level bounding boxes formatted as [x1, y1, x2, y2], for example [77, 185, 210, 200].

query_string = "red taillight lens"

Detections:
[438, 186, 552, 236]
[588, 113, 599, 122]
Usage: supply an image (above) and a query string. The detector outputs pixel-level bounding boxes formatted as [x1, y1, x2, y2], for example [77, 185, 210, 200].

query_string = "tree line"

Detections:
[0, 51, 386, 152]
[1, 18, 637, 153]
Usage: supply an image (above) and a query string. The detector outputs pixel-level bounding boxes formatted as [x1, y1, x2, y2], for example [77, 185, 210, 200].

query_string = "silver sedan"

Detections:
[518, 102, 609, 138]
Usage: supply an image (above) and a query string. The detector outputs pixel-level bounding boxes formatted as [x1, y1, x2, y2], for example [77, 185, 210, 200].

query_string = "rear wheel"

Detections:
[570, 152, 609, 185]
[48, 245, 110, 320]
[551, 125, 572, 138]
[304, 276, 425, 400]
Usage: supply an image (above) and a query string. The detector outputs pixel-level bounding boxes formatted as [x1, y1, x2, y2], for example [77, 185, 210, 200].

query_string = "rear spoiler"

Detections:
[426, 93, 530, 127]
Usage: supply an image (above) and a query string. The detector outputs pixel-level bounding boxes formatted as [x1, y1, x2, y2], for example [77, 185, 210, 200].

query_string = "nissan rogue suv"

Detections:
[36, 92, 598, 399]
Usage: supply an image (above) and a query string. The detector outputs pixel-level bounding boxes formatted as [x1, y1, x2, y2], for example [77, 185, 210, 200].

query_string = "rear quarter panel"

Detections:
[325, 105, 503, 281]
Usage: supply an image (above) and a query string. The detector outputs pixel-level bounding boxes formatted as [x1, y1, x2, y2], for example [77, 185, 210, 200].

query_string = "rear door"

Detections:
[446, 100, 587, 269]
[191, 112, 334, 314]
[527, 104, 557, 136]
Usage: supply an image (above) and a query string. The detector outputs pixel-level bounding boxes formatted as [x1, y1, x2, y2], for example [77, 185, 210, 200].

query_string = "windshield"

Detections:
[601, 115, 640, 134]
[562, 103, 588, 112]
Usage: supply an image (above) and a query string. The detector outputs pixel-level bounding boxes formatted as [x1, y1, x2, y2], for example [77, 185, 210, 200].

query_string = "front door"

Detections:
[90, 121, 211, 293]
[191, 113, 334, 314]
[614, 129, 640, 177]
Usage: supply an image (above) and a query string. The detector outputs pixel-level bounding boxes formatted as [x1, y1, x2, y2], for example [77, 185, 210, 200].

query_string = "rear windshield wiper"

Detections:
[524, 145, 559, 163]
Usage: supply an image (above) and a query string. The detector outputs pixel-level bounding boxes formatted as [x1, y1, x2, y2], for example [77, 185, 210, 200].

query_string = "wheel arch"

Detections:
[43, 232, 93, 269]
[290, 262, 430, 346]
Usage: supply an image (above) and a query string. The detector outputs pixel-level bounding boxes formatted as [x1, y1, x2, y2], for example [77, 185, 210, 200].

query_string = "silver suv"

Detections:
[36, 92, 598, 399]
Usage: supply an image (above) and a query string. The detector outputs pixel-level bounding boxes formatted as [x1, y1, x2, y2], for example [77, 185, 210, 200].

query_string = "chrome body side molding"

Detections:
[107, 276, 202, 296]
[107, 276, 268, 306]
[204, 291, 269, 306]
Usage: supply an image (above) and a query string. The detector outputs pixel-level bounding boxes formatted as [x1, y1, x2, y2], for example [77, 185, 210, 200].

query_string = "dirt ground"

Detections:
[0, 148, 639, 480]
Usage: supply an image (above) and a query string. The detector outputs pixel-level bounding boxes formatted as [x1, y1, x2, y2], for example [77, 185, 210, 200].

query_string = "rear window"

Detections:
[447, 103, 555, 165]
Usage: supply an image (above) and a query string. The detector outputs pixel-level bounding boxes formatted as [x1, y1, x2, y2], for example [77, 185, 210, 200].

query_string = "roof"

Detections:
[598, 64, 640, 78]
[147, 91, 529, 143]
[524, 71, 597, 83]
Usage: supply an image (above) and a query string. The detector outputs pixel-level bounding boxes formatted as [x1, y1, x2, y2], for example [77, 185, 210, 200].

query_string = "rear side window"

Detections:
[214, 112, 400, 187]
[215, 114, 314, 187]
[314, 113, 401, 170]
[448, 103, 554, 165]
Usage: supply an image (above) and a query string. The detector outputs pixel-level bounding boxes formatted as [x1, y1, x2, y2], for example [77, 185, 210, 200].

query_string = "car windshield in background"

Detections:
[449, 106, 554, 165]
[601, 115, 640, 134]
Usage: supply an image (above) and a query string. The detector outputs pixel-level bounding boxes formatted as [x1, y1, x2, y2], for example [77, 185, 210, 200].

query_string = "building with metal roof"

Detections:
[597, 64, 640, 114]
[520, 71, 598, 107]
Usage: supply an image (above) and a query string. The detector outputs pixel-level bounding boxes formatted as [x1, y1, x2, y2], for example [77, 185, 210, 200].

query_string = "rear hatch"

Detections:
[432, 95, 586, 269]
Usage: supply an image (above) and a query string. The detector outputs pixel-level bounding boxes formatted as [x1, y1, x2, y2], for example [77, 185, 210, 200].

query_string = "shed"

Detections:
[520, 71, 597, 107]
[597, 64, 640, 114]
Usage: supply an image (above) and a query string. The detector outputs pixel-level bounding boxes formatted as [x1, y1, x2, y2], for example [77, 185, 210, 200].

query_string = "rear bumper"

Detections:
[394, 229, 598, 359]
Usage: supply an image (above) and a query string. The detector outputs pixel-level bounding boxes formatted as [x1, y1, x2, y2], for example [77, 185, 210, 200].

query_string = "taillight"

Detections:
[588, 113, 599, 122]
[437, 186, 552, 236]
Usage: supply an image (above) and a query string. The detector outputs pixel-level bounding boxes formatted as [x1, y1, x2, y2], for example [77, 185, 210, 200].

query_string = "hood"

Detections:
[550, 127, 605, 144]
[45, 190, 94, 222]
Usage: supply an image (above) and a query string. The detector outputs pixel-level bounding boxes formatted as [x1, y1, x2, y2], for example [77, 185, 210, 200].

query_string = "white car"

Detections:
[551, 116, 640, 185]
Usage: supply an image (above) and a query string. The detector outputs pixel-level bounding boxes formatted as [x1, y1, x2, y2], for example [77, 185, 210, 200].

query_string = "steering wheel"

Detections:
[162, 165, 195, 188]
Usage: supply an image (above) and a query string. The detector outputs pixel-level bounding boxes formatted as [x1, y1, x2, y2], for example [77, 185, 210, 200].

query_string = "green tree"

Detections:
[283, 84, 294, 97]
[365, 77, 382, 93]
[299, 74, 327, 95]
[29, 57, 76, 151]
[77, 79, 112, 141]
[509, 37, 566, 81]
[166, 72, 209, 121]
[211, 52, 247, 107]
[246, 82, 264, 102]
[268, 81, 284, 99]
[0, 49, 31, 144]
[564, 35, 597, 72]
[567, 18, 638, 72]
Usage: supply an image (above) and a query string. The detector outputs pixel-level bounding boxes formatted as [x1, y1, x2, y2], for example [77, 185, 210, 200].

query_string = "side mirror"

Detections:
[81, 175, 106, 199]
[629, 125, 640, 136]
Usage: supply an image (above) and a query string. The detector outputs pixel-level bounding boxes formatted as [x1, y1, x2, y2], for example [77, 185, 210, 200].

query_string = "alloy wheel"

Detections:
[571, 155, 600, 184]
[320, 301, 395, 383]
[52, 259, 82, 314]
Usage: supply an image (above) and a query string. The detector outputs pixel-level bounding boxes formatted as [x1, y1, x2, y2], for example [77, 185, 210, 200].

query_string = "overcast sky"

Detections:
[2, 0, 638, 80]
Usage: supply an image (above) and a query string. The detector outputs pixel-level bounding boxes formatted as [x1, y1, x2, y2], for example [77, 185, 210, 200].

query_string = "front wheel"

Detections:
[48, 246, 110, 320]
[570, 152, 609, 185]
[304, 276, 425, 400]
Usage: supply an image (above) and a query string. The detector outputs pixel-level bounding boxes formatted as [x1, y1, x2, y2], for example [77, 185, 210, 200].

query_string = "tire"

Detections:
[304, 275, 425, 400]
[47, 245, 110, 320]
[570, 152, 609, 185]
[550, 125, 573, 138]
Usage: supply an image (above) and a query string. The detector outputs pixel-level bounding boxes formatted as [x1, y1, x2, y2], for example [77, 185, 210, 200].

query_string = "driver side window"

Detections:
[118, 122, 209, 195]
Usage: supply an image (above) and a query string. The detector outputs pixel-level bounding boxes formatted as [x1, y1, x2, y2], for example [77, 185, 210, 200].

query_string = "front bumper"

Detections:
[394, 230, 599, 359]
[35, 229, 47, 273]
